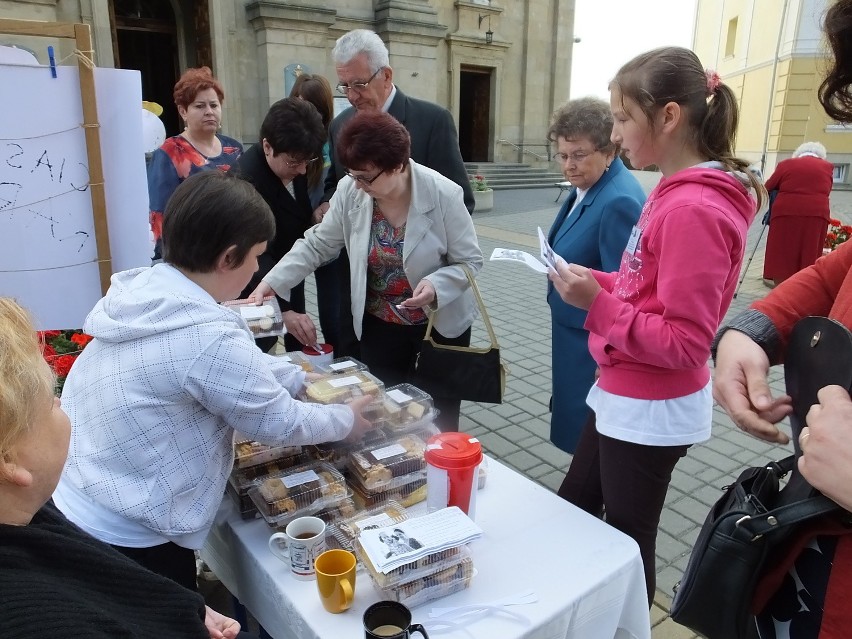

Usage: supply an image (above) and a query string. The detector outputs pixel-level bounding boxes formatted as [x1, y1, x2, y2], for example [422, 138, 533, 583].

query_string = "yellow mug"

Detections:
[315, 549, 356, 613]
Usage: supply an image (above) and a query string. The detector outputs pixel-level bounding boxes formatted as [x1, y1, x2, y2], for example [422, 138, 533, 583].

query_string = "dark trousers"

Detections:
[314, 257, 343, 352]
[557, 414, 688, 605]
[360, 312, 471, 432]
[113, 541, 198, 592]
[334, 250, 361, 358]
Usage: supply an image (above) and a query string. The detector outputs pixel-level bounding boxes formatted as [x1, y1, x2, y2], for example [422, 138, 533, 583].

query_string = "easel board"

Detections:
[0, 63, 150, 329]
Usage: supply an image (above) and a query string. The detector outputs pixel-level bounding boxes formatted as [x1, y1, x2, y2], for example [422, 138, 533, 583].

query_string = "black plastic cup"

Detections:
[363, 601, 429, 639]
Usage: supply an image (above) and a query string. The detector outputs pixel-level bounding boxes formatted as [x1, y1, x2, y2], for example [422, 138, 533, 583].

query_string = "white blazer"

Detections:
[264, 159, 484, 339]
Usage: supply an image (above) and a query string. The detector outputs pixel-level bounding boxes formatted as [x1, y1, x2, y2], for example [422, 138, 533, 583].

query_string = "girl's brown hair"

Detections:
[290, 74, 334, 189]
[611, 46, 765, 208]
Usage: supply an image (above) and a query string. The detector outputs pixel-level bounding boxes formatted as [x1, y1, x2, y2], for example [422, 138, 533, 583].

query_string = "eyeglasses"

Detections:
[345, 168, 385, 185]
[553, 149, 598, 164]
[282, 156, 320, 169]
[336, 67, 384, 95]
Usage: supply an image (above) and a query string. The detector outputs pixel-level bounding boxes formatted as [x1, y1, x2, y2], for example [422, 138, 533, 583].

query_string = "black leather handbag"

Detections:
[670, 316, 852, 639]
[412, 267, 507, 404]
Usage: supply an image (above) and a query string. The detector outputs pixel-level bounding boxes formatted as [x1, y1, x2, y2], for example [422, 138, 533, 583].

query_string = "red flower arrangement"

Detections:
[825, 218, 852, 251]
[38, 329, 93, 394]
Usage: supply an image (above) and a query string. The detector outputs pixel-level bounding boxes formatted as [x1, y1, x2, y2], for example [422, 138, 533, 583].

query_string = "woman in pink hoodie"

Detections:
[548, 47, 764, 604]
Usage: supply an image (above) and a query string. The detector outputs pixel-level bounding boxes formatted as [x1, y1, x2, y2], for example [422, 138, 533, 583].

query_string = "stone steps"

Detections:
[466, 162, 565, 190]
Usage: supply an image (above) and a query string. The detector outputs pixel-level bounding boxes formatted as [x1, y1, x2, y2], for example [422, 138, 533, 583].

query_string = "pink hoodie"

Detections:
[585, 166, 757, 400]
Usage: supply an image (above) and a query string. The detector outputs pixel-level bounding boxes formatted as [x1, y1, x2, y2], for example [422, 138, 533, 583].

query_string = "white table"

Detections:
[202, 458, 650, 639]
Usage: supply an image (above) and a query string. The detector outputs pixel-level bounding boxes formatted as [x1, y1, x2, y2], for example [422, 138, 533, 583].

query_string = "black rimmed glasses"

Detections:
[345, 168, 385, 185]
[553, 149, 598, 164]
[336, 67, 384, 95]
[283, 156, 320, 169]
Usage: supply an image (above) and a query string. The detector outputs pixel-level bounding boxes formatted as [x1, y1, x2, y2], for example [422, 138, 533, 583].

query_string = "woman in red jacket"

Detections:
[762, 141, 834, 286]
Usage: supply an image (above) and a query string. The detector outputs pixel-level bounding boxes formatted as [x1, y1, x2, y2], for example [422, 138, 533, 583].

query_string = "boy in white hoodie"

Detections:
[53, 171, 371, 590]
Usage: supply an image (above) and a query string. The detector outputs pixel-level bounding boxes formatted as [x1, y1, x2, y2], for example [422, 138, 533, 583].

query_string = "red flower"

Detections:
[71, 333, 94, 347]
[42, 344, 57, 358]
[51, 354, 78, 378]
[39, 330, 62, 340]
[829, 218, 842, 226]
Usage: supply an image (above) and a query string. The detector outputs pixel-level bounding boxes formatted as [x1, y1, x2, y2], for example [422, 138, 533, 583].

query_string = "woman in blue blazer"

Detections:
[547, 98, 646, 453]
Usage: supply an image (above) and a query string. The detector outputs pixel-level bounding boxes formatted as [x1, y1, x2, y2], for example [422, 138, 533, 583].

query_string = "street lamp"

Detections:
[478, 14, 493, 45]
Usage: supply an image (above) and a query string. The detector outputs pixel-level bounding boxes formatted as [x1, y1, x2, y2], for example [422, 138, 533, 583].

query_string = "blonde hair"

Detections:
[0, 299, 55, 464]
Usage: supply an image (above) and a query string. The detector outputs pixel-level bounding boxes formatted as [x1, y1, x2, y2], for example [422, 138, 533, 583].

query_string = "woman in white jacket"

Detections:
[54, 171, 371, 591]
[251, 111, 483, 431]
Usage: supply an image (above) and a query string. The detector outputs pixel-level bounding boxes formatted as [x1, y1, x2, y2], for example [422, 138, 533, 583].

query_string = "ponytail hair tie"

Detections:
[705, 69, 721, 96]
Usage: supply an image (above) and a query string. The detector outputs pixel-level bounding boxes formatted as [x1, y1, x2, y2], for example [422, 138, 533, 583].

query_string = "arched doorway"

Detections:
[458, 66, 493, 162]
[111, 0, 210, 137]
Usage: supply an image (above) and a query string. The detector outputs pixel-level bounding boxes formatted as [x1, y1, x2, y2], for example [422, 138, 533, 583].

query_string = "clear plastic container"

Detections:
[378, 384, 437, 432]
[228, 453, 307, 520]
[369, 553, 475, 608]
[248, 461, 350, 526]
[351, 477, 427, 510]
[233, 436, 302, 470]
[271, 498, 358, 532]
[222, 296, 284, 339]
[303, 370, 385, 405]
[327, 501, 409, 552]
[323, 356, 370, 375]
[225, 479, 259, 520]
[304, 429, 388, 471]
[347, 434, 428, 492]
[275, 351, 315, 372]
[356, 538, 471, 589]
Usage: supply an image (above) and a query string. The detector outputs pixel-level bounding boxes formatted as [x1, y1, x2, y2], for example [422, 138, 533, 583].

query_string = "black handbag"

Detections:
[670, 316, 852, 639]
[411, 267, 507, 404]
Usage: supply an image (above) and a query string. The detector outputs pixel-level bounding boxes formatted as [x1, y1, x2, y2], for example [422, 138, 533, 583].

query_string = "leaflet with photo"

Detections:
[489, 247, 548, 274]
[358, 506, 482, 574]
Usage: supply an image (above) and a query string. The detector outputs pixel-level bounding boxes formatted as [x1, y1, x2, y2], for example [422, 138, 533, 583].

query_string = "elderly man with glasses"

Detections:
[318, 28, 475, 357]
[229, 97, 326, 352]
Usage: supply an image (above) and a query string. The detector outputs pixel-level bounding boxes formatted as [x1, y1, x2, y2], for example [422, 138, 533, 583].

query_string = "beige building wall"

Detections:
[2, 0, 576, 166]
[694, 0, 852, 189]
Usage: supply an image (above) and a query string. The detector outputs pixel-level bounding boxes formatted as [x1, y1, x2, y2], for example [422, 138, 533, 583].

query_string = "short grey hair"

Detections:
[793, 141, 828, 159]
[332, 29, 390, 71]
[548, 96, 615, 153]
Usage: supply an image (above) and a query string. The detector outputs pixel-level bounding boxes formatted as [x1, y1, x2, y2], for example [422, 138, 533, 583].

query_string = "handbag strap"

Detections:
[423, 265, 499, 350]
[736, 494, 842, 540]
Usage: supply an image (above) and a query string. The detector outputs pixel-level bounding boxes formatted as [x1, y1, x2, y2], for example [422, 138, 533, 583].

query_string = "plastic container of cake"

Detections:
[368, 551, 475, 607]
[228, 453, 308, 519]
[233, 435, 303, 470]
[327, 501, 409, 553]
[347, 434, 428, 492]
[351, 477, 427, 510]
[357, 540, 471, 589]
[222, 296, 284, 339]
[303, 370, 385, 405]
[377, 384, 437, 432]
[271, 497, 358, 532]
[322, 356, 371, 375]
[275, 351, 315, 372]
[247, 461, 350, 526]
[226, 479, 259, 520]
[304, 429, 388, 471]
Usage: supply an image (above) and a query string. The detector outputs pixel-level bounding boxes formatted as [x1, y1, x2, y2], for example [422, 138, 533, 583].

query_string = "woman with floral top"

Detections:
[147, 67, 242, 261]
[250, 111, 483, 432]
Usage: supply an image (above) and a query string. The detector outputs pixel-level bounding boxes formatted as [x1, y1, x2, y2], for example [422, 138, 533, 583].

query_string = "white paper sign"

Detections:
[0, 64, 150, 329]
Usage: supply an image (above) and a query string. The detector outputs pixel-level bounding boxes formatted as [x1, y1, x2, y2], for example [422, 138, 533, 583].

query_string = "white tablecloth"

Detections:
[201, 457, 650, 639]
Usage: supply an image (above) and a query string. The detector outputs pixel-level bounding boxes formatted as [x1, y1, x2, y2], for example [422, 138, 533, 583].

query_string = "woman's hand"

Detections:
[712, 330, 792, 444]
[312, 202, 330, 225]
[248, 281, 274, 304]
[547, 260, 601, 310]
[400, 280, 436, 309]
[798, 385, 852, 511]
[283, 311, 318, 347]
[204, 605, 241, 639]
[344, 395, 375, 442]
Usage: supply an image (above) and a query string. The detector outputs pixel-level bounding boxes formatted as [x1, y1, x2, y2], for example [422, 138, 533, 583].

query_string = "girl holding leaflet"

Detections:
[548, 47, 763, 604]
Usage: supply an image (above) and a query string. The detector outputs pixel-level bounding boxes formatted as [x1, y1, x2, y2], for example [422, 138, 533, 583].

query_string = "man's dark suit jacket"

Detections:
[323, 87, 475, 213]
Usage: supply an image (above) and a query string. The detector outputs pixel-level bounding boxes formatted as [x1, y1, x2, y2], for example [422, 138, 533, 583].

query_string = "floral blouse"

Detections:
[147, 134, 242, 259]
[365, 202, 427, 325]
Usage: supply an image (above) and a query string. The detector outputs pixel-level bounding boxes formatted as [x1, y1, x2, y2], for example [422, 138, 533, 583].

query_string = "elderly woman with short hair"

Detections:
[762, 141, 835, 286]
[546, 97, 645, 454]
[251, 111, 483, 431]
